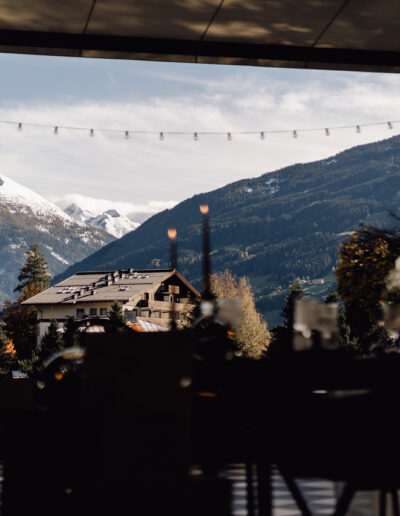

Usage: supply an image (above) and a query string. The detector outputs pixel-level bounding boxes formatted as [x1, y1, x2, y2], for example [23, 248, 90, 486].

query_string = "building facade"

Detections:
[22, 268, 200, 343]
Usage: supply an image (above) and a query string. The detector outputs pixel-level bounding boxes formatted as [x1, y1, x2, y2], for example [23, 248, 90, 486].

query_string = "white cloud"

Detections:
[52, 193, 177, 216]
[0, 68, 400, 210]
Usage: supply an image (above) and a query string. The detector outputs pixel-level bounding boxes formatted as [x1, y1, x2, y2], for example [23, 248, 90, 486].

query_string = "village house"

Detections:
[22, 268, 200, 343]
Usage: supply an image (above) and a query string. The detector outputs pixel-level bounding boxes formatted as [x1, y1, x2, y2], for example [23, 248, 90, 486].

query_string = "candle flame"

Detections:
[167, 228, 177, 240]
[199, 204, 209, 215]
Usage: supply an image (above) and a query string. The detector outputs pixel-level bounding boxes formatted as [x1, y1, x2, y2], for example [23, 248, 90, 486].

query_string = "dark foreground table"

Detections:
[2, 332, 400, 515]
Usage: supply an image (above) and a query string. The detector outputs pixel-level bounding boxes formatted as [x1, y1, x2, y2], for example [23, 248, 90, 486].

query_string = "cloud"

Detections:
[0, 67, 400, 210]
[52, 193, 177, 216]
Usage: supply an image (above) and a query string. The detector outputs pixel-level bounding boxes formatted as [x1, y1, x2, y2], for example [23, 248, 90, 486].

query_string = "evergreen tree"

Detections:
[107, 302, 127, 334]
[63, 316, 80, 348]
[3, 247, 50, 361]
[0, 326, 16, 377]
[15, 244, 51, 293]
[268, 280, 303, 356]
[38, 319, 64, 364]
[324, 291, 358, 351]
[2, 283, 41, 359]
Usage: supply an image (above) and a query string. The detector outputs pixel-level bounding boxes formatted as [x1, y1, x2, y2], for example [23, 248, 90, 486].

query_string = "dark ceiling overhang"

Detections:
[1, 29, 400, 71]
[0, 1, 400, 73]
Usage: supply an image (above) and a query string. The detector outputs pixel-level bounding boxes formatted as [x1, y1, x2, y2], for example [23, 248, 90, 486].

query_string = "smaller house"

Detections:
[22, 268, 200, 344]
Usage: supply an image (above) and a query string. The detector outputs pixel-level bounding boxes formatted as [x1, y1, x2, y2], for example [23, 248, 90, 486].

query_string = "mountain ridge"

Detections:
[64, 203, 139, 238]
[54, 135, 400, 321]
[0, 173, 114, 300]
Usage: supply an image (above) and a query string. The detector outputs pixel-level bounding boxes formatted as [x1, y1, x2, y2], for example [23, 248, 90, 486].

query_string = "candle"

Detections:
[167, 228, 177, 330]
[167, 228, 177, 270]
[199, 204, 212, 299]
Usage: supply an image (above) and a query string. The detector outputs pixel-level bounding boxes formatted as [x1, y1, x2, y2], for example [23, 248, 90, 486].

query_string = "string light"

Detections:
[0, 118, 397, 141]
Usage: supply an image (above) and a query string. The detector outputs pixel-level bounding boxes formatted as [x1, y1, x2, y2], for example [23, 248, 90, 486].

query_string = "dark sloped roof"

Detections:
[0, 1, 399, 73]
[22, 268, 199, 305]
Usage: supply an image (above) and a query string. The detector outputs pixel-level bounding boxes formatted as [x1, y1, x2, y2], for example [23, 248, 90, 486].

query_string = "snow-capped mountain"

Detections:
[0, 175, 81, 227]
[64, 203, 95, 224]
[64, 204, 139, 238]
[0, 173, 114, 301]
[87, 210, 139, 238]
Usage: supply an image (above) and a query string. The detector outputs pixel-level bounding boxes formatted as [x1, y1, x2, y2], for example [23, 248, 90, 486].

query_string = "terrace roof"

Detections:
[0, 1, 399, 73]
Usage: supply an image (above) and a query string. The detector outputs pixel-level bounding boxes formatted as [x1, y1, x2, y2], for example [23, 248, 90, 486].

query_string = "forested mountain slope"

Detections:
[0, 174, 114, 300]
[54, 135, 400, 322]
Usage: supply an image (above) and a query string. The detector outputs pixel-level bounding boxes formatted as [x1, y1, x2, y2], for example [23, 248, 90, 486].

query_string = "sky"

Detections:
[1, 52, 400, 218]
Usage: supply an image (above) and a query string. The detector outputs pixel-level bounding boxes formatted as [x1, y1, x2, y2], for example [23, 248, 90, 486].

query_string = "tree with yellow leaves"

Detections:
[336, 225, 400, 321]
[211, 270, 271, 359]
[335, 224, 398, 350]
[0, 324, 16, 376]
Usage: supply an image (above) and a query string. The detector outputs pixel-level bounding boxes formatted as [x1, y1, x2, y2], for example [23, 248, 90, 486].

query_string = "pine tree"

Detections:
[324, 290, 358, 351]
[38, 319, 64, 364]
[15, 244, 51, 293]
[2, 283, 41, 360]
[107, 301, 127, 334]
[0, 326, 16, 377]
[268, 280, 303, 356]
[3, 246, 50, 361]
[63, 316, 80, 348]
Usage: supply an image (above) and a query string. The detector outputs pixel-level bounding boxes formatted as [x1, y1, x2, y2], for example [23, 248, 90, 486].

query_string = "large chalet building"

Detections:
[23, 268, 200, 343]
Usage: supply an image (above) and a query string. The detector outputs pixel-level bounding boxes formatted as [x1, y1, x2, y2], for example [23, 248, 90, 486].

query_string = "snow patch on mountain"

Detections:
[51, 251, 70, 265]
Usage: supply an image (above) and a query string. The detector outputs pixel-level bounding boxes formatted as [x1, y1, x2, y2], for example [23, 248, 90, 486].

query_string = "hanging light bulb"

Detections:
[356, 125, 361, 133]
[388, 122, 393, 130]
[90, 129, 95, 137]
[17, 123, 22, 131]
[293, 130, 298, 138]
[125, 131, 129, 139]
[227, 132, 232, 141]
[325, 128, 330, 136]
[159, 132, 164, 141]
[53, 126, 58, 135]
[260, 132, 265, 140]
[194, 132, 198, 141]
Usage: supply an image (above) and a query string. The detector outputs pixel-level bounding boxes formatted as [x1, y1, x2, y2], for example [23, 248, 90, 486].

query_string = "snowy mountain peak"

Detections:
[64, 203, 139, 238]
[64, 203, 94, 223]
[0, 174, 115, 301]
[87, 211, 139, 239]
[104, 209, 120, 218]
[0, 174, 82, 226]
